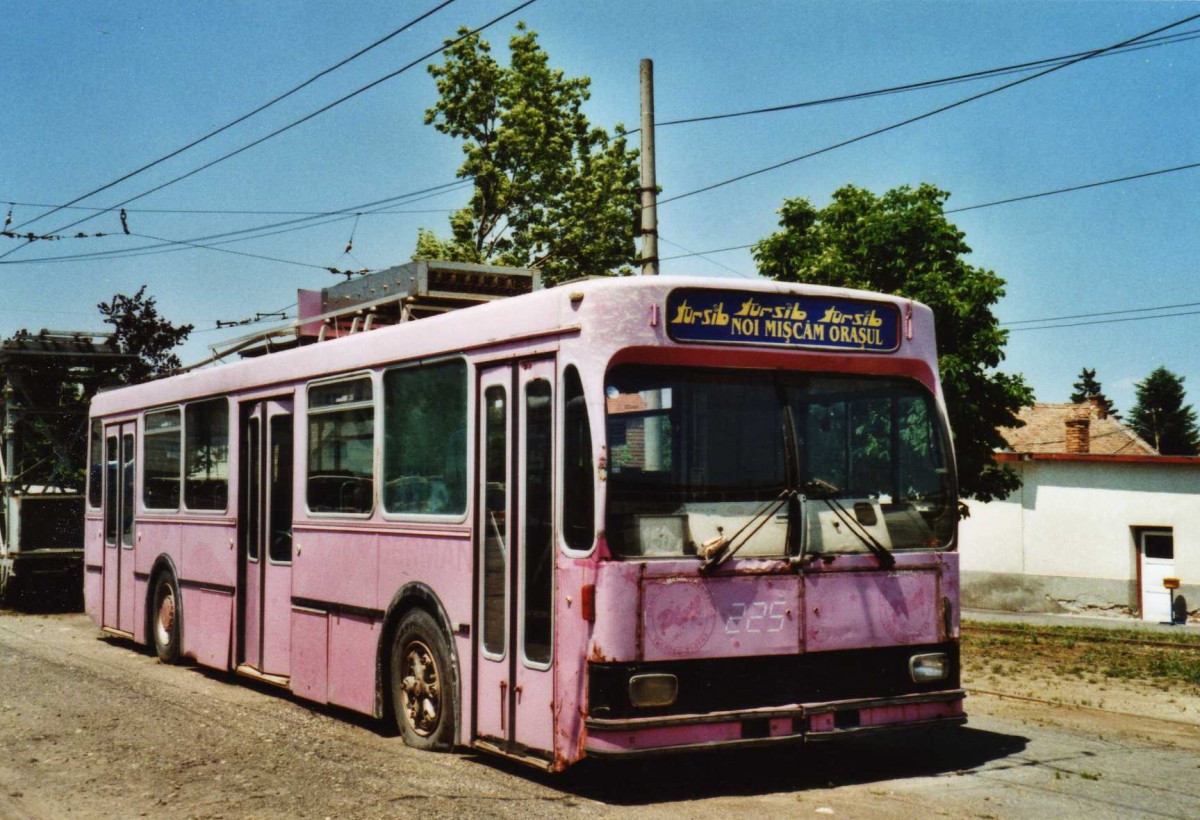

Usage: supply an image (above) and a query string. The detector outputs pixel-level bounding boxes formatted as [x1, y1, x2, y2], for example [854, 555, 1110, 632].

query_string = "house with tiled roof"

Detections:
[958, 399, 1198, 623]
[1000, 401, 1157, 457]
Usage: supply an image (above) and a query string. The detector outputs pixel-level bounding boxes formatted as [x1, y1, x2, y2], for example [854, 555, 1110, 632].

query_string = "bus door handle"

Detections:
[499, 680, 507, 731]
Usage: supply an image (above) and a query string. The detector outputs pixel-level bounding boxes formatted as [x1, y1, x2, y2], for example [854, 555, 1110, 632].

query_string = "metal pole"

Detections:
[639, 58, 659, 276]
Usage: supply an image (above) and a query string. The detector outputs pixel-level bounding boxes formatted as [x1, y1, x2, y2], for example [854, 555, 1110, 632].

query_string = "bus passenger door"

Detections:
[238, 399, 294, 679]
[101, 422, 136, 635]
[475, 360, 556, 760]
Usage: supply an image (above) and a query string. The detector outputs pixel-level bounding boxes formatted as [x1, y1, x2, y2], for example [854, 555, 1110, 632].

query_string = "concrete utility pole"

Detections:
[639, 58, 659, 276]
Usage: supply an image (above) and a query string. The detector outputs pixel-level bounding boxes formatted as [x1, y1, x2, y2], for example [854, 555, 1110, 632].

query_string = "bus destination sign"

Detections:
[666, 288, 901, 353]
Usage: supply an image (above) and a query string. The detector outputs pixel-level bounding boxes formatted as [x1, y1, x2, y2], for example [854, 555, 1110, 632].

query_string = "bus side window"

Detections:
[144, 408, 182, 510]
[307, 377, 374, 515]
[562, 366, 594, 551]
[382, 359, 467, 516]
[185, 399, 230, 511]
[87, 419, 103, 509]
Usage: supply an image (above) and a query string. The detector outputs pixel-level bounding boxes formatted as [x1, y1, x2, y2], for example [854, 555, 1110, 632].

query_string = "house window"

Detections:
[1143, 532, 1174, 560]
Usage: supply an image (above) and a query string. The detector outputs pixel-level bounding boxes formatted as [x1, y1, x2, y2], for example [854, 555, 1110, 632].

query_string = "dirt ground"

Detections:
[2, 610, 1198, 818]
[960, 625, 1200, 729]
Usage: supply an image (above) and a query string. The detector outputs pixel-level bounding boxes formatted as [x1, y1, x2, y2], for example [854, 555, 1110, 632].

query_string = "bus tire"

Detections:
[391, 609, 455, 751]
[151, 571, 182, 664]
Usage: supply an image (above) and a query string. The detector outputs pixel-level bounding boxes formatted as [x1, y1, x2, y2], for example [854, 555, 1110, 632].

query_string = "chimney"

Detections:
[1065, 407, 1091, 454]
[1089, 396, 1108, 420]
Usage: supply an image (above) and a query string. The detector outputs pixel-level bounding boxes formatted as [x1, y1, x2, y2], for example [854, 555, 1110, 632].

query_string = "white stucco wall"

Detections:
[959, 459, 1200, 616]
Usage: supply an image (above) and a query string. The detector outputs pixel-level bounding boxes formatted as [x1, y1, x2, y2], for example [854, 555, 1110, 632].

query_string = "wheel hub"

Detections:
[400, 641, 440, 737]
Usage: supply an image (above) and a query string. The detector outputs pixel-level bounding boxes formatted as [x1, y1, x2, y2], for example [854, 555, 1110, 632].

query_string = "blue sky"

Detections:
[3, 1, 1197, 415]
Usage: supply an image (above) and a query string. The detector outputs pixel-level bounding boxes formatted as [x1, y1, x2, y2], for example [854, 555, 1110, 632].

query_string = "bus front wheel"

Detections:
[151, 572, 181, 664]
[391, 609, 455, 751]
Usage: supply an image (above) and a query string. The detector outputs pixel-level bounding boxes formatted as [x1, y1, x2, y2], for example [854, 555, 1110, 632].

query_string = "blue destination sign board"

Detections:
[666, 288, 901, 353]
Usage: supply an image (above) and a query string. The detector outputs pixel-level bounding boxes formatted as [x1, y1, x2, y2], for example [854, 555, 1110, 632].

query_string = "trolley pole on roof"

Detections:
[639, 58, 659, 276]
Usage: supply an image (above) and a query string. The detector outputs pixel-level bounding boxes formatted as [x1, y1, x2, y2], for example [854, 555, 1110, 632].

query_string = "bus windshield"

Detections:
[604, 365, 955, 559]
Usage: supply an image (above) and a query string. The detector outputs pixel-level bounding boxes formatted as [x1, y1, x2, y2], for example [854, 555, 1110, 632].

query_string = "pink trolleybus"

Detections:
[85, 264, 964, 770]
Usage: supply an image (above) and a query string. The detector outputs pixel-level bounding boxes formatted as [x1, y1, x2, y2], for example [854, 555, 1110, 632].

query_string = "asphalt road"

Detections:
[1, 610, 1197, 819]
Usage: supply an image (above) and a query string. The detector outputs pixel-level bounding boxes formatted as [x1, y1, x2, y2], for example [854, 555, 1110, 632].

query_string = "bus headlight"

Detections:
[629, 673, 678, 708]
[909, 653, 949, 683]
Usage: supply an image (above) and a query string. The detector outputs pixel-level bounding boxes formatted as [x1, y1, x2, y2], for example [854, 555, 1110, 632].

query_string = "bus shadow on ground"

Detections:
[478, 726, 1028, 804]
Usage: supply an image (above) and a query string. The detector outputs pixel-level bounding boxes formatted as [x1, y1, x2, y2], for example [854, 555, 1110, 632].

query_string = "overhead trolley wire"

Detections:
[660, 243, 754, 262]
[10, 26, 1194, 225]
[658, 12, 1200, 207]
[8, 0, 460, 235]
[1006, 309, 1200, 332]
[0, 0, 539, 262]
[0, 200, 458, 217]
[128, 232, 343, 273]
[0, 179, 470, 267]
[945, 161, 1200, 214]
[657, 160, 1200, 263]
[657, 235, 756, 279]
[1002, 300, 1200, 327]
[639, 28, 1200, 131]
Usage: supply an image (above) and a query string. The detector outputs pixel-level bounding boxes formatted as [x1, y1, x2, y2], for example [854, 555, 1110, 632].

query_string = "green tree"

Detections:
[752, 183, 1033, 505]
[418, 23, 640, 285]
[1127, 366, 1199, 455]
[1070, 367, 1119, 418]
[98, 286, 193, 384]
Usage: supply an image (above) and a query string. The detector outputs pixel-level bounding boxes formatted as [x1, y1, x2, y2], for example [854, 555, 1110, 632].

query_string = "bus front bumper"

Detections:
[583, 689, 965, 757]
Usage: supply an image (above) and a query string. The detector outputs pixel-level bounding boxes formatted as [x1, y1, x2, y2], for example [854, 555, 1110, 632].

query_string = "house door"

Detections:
[239, 398, 294, 678]
[475, 359, 556, 759]
[1139, 530, 1175, 623]
[102, 422, 136, 635]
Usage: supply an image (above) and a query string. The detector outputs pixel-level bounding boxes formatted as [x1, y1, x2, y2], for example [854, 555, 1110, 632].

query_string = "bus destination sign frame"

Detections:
[666, 288, 902, 353]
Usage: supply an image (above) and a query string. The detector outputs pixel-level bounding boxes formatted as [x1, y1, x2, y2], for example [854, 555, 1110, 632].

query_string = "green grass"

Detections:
[962, 620, 1200, 689]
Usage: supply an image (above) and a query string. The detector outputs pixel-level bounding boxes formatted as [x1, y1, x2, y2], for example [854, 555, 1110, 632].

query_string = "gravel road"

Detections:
[1, 611, 1198, 819]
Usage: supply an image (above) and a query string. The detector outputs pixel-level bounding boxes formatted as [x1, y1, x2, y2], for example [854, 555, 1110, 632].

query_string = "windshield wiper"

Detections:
[699, 487, 797, 572]
[803, 478, 896, 569]
[701, 387, 807, 573]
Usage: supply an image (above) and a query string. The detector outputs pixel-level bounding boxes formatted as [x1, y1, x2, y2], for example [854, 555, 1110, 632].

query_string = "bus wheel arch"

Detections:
[377, 583, 461, 749]
[145, 556, 183, 664]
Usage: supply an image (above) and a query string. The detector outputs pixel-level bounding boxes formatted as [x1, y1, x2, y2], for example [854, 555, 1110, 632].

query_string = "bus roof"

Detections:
[91, 275, 937, 417]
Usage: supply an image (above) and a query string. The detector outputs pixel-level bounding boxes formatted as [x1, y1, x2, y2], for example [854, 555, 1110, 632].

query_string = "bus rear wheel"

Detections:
[151, 572, 181, 664]
[391, 609, 455, 751]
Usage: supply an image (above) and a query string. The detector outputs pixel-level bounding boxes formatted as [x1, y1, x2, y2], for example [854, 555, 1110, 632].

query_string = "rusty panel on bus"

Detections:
[804, 570, 941, 651]
[639, 573, 801, 662]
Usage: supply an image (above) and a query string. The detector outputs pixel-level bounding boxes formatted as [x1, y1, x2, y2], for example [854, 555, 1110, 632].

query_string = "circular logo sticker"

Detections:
[645, 581, 717, 657]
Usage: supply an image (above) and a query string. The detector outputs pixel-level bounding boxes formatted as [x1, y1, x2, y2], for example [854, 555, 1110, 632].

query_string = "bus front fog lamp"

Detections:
[909, 652, 949, 682]
[628, 673, 678, 708]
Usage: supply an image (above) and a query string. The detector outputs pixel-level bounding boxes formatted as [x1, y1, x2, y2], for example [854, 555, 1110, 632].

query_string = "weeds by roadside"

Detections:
[962, 621, 1200, 693]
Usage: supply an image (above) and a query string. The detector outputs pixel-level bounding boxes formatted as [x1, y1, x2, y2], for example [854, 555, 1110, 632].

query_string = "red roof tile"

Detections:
[999, 403, 1157, 456]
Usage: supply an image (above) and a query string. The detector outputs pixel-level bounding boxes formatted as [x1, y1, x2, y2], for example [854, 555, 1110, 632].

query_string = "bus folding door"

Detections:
[238, 398, 294, 679]
[475, 359, 556, 759]
[101, 422, 137, 636]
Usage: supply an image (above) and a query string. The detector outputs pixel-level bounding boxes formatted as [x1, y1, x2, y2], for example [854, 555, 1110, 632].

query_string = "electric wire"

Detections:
[129, 232, 346, 273]
[660, 243, 753, 262]
[945, 161, 1200, 214]
[194, 300, 300, 335]
[1006, 309, 1200, 332]
[7, 0, 460, 235]
[658, 12, 1200, 207]
[0, 180, 470, 267]
[657, 160, 1200, 264]
[0, 201, 457, 217]
[11, 26, 1194, 227]
[639, 28, 1200, 131]
[1002, 300, 1200, 326]
[657, 235, 756, 279]
[0, 0, 539, 262]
